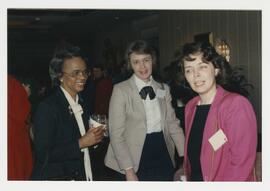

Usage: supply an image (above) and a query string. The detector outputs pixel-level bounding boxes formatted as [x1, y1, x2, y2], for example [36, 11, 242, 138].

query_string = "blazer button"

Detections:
[75, 171, 79, 175]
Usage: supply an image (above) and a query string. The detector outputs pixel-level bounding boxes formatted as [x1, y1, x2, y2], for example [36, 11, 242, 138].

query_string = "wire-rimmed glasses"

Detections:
[62, 69, 90, 78]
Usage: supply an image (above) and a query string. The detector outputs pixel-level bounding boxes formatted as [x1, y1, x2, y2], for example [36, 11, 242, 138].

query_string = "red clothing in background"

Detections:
[94, 77, 113, 115]
[8, 75, 33, 180]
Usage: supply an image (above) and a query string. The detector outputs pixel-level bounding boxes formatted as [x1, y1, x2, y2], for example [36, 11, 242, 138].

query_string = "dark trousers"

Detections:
[105, 131, 174, 181]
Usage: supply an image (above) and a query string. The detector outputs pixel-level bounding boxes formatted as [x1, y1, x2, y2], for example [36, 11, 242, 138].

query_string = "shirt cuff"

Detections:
[125, 167, 133, 171]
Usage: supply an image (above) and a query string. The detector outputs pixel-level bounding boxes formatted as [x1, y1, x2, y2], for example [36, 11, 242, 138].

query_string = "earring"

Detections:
[215, 69, 219, 76]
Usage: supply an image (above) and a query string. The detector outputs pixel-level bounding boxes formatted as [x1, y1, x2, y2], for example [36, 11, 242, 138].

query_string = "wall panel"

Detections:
[159, 10, 261, 131]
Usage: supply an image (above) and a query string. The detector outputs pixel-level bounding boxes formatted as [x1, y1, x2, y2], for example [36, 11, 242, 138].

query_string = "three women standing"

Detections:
[29, 40, 257, 181]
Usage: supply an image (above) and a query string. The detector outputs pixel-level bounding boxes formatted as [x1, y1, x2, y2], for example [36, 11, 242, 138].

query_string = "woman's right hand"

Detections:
[125, 168, 139, 181]
[78, 126, 105, 149]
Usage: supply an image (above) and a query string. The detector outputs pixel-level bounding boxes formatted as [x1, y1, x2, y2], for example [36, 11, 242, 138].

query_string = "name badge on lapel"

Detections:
[156, 89, 166, 98]
[208, 129, 228, 151]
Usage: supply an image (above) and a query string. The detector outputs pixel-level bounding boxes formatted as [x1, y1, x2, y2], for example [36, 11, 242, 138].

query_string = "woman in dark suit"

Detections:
[30, 42, 105, 180]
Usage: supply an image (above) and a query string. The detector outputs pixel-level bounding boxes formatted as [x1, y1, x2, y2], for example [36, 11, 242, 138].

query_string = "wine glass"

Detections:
[89, 114, 108, 137]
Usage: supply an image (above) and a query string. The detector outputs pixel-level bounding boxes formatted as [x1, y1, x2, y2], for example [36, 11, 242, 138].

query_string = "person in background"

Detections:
[92, 64, 113, 116]
[112, 60, 132, 85]
[80, 74, 95, 116]
[86, 64, 113, 181]
[30, 78, 51, 116]
[16, 77, 36, 142]
[163, 61, 196, 130]
[105, 40, 185, 181]
[163, 61, 196, 174]
[30, 42, 105, 180]
[8, 74, 33, 180]
[181, 41, 257, 181]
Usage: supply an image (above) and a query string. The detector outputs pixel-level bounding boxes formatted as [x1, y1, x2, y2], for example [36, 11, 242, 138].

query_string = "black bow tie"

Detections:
[139, 86, 156, 100]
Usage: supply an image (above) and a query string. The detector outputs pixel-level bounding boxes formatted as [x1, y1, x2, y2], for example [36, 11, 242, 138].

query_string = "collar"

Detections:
[190, 85, 227, 109]
[60, 86, 79, 106]
[133, 74, 153, 91]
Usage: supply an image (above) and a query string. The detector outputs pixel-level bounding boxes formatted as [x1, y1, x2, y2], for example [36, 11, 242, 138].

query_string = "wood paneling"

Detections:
[159, 10, 261, 131]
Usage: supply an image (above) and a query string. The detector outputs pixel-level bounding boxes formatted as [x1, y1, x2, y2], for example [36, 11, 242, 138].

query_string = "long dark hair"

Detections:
[181, 41, 252, 97]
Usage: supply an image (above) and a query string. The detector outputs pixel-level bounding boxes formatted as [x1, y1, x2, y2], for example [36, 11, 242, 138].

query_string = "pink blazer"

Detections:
[184, 86, 257, 181]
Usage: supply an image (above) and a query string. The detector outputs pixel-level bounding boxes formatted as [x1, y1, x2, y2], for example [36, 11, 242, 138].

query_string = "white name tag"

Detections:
[157, 89, 166, 98]
[208, 129, 228, 151]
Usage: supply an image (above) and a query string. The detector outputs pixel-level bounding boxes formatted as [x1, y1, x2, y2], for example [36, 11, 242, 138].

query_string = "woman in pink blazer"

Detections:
[181, 41, 257, 181]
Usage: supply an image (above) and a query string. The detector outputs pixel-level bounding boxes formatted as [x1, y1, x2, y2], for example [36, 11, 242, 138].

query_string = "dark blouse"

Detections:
[187, 104, 211, 181]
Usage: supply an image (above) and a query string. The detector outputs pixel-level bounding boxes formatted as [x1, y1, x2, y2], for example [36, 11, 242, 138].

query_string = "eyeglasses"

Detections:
[62, 70, 90, 78]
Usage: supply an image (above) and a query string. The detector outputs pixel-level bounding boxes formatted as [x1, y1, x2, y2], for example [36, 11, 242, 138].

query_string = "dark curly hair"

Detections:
[181, 41, 252, 97]
[49, 42, 89, 87]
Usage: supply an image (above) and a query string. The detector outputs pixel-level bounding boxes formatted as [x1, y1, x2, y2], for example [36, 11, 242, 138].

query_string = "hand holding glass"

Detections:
[89, 114, 108, 137]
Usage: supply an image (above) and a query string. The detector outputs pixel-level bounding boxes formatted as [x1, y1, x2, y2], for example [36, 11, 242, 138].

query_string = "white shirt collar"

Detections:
[60, 86, 79, 105]
[134, 74, 153, 91]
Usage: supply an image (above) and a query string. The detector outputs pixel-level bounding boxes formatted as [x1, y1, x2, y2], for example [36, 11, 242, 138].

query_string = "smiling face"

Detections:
[60, 57, 88, 99]
[184, 53, 219, 104]
[130, 52, 153, 82]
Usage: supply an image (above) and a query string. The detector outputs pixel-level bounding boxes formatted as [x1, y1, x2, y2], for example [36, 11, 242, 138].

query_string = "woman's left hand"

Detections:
[174, 167, 186, 181]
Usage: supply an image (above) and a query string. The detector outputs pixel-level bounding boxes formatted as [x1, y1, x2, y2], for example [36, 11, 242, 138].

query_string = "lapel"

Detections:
[152, 79, 166, 126]
[185, 86, 227, 146]
[55, 87, 84, 137]
[201, 86, 227, 148]
[128, 75, 146, 120]
[200, 86, 228, 180]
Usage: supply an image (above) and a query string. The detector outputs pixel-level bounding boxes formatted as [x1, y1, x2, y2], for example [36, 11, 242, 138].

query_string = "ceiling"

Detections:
[8, 9, 157, 41]
[7, 9, 159, 79]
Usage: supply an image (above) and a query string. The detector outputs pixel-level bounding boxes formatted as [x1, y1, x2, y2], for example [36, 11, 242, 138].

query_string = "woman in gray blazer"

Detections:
[105, 40, 185, 181]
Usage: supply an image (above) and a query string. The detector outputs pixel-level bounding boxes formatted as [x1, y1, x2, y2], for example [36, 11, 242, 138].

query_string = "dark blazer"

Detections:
[30, 87, 91, 180]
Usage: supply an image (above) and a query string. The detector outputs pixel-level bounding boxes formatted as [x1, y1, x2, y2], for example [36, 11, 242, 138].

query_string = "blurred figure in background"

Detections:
[92, 64, 113, 116]
[8, 74, 33, 180]
[163, 60, 196, 130]
[112, 60, 132, 85]
[87, 64, 113, 180]
[81, 75, 95, 116]
[163, 60, 196, 174]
